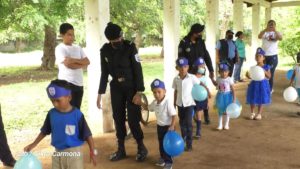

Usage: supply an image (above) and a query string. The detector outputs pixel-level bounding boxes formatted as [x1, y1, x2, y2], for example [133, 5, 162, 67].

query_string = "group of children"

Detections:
[22, 47, 273, 169]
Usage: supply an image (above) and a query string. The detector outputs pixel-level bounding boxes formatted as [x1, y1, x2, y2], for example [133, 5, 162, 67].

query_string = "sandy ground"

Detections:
[1, 70, 300, 169]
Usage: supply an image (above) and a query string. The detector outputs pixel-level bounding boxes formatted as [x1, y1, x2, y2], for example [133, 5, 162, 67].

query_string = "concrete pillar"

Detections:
[205, 0, 219, 77]
[163, 0, 180, 98]
[252, 3, 261, 58]
[233, 0, 244, 32]
[85, 0, 113, 134]
[265, 7, 272, 25]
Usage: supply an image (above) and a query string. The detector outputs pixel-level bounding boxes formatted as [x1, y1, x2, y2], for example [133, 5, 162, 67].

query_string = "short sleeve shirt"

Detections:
[216, 77, 234, 92]
[148, 97, 176, 126]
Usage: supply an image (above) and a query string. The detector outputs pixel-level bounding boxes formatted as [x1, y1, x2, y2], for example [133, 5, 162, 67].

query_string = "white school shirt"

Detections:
[172, 73, 200, 107]
[55, 43, 87, 86]
[261, 31, 282, 56]
[294, 65, 300, 88]
[148, 97, 176, 126]
[216, 77, 234, 92]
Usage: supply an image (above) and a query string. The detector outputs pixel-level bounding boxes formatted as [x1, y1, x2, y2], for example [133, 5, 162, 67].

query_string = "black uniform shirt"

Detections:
[98, 40, 145, 94]
[178, 36, 214, 74]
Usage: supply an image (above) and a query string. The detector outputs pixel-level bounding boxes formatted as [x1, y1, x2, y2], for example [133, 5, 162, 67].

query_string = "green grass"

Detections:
[0, 61, 163, 134]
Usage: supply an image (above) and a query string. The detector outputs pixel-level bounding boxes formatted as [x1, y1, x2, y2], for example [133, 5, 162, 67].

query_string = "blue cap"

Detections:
[194, 57, 205, 66]
[176, 57, 189, 67]
[151, 79, 165, 90]
[219, 63, 229, 71]
[46, 84, 71, 99]
[256, 47, 265, 56]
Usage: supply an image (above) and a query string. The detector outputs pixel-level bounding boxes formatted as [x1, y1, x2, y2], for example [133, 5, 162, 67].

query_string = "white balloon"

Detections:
[283, 86, 298, 102]
[250, 66, 265, 81]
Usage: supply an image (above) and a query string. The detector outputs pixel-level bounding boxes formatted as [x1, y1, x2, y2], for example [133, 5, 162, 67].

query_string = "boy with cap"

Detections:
[173, 57, 200, 151]
[97, 22, 148, 162]
[146, 79, 176, 169]
[24, 79, 97, 169]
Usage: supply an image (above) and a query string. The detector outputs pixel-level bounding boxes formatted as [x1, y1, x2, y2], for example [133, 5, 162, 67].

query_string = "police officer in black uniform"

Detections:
[178, 23, 215, 124]
[97, 22, 148, 162]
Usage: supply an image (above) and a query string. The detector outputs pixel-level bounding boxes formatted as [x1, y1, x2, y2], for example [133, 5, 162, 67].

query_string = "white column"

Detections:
[85, 0, 112, 134]
[265, 7, 272, 25]
[252, 3, 261, 59]
[163, 0, 180, 97]
[205, 0, 219, 77]
[233, 0, 244, 32]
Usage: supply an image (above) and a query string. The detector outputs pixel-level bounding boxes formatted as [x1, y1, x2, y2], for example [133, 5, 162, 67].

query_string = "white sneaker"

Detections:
[216, 126, 223, 130]
[224, 125, 230, 130]
[271, 89, 274, 94]
[250, 113, 256, 120]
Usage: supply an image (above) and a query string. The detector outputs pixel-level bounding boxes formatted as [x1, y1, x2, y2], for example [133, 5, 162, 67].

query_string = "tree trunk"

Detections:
[40, 25, 56, 70]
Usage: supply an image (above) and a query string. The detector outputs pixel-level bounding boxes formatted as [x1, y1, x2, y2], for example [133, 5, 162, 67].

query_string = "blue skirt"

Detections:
[246, 79, 271, 105]
[195, 99, 208, 111]
[215, 92, 233, 116]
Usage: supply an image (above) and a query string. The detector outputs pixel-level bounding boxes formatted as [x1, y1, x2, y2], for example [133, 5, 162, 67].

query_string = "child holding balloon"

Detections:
[24, 79, 97, 169]
[246, 48, 271, 120]
[146, 79, 176, 169]
[193, 58, 211, 138]
[215, 63, 236, 130]
[173, 57, 200, 151]
[289, 52, 300, 105]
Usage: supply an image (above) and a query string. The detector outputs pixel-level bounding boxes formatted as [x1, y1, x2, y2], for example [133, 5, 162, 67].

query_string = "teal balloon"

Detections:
[14, 153, 42, 169]
[163, 131, 184, 157]
[286, 69, 294, 80]
[192, 84, 208, 101]
[226, 103, 241, 119]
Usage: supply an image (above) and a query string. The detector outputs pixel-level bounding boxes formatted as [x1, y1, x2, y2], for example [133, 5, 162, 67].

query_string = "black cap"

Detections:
[190, 23, 205, 33]
[104, 22, 122, 40]
[226, 30, 234, 34]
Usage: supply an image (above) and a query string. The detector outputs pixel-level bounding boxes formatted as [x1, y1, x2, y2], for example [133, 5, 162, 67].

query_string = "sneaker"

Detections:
[216, 126, 223, 130]
[3, 160, 16, 167]
[184, 145, 192, 152]
[194, 135, 201, 140]
[255, 114, 262, 120]
[155, 158, 165, 167]
[136, 146, 148, 162]
[224, 125, 229, 130]
[163, 163, 173, 169]
[250, 113, 256, 120]
[109, 150, 126, 161]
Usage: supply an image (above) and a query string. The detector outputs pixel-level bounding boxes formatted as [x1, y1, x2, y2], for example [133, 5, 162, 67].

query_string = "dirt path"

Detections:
[1, 70, 300, 169]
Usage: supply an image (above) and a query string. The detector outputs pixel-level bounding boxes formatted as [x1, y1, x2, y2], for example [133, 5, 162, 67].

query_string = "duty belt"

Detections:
[117, 77, 125, 82]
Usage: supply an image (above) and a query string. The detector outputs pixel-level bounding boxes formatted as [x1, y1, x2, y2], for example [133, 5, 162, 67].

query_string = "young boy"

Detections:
[147, 79, 176, 169]
[55, 23, 90, 109]
[24, 79, 97, 169]
[173, 57, 200, 151]
[289, 52, 300, 115]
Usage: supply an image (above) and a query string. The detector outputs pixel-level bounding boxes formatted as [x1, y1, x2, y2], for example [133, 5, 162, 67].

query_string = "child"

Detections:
[173, 57, 199, 151]
[289, 52, 300, 105]
[24, 79, 97, 169]
[55, 23, 90, 109]
[147, 79, 176, 169]
[215, 63, 236, 130]
[193, 58, 211, 139]
[246, 48, 271, 120]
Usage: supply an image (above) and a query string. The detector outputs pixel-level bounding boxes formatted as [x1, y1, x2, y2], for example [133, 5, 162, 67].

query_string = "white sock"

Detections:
[218, 115, 223, 128]
[224, 115, 230, 128]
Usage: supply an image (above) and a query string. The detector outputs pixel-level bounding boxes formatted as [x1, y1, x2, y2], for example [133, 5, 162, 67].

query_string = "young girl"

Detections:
[246, 48, 271, 120]
[193, 58, 211, 138]
[215, 63, 236, 130]
[289, 52, 300, 105]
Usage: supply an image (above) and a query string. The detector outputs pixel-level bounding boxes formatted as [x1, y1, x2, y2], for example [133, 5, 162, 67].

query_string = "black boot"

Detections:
[110, 140, 126, 161]
[204, 108, 210, 124]
[136, 140, 148, 162]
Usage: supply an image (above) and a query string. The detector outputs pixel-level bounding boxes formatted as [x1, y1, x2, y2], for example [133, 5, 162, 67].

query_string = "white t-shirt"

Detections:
[172, 73, 200, 107]
[216, 77, 234, 92]
[148, 97, 177, 126]
[55, 43, 87, 86]
[294, 65, 300, 88]
[261, 31, 282, 56]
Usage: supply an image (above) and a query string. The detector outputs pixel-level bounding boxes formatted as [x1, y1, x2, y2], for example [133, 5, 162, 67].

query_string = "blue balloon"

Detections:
[14, 153, 42, 169]
[286, 69, 294, 80]
[226, 103, 241, 119]
[192, 84, 208, 101]
[163, 131, 184, 157]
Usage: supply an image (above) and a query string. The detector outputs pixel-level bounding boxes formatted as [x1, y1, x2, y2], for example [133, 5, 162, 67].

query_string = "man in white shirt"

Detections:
[55, 23, 90, 109]
[258, 20, 282, 93]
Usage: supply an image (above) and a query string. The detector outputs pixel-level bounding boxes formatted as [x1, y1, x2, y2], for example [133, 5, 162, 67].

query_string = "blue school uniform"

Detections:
[246, 64, 271, 105]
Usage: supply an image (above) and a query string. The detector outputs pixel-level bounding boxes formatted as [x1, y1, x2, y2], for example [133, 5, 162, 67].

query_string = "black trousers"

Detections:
[0, 105, 15, 164]
[110, 83, 144, 146]
[69, 83, 84, 109]
[157, 125, 172, 164]
[177, 106, 194, 148]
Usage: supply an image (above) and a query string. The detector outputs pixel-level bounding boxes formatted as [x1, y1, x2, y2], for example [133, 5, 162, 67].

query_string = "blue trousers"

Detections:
[265, 55, 278, 90]
[177, 106, 194, 148]
[234, 58, 245, 81]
